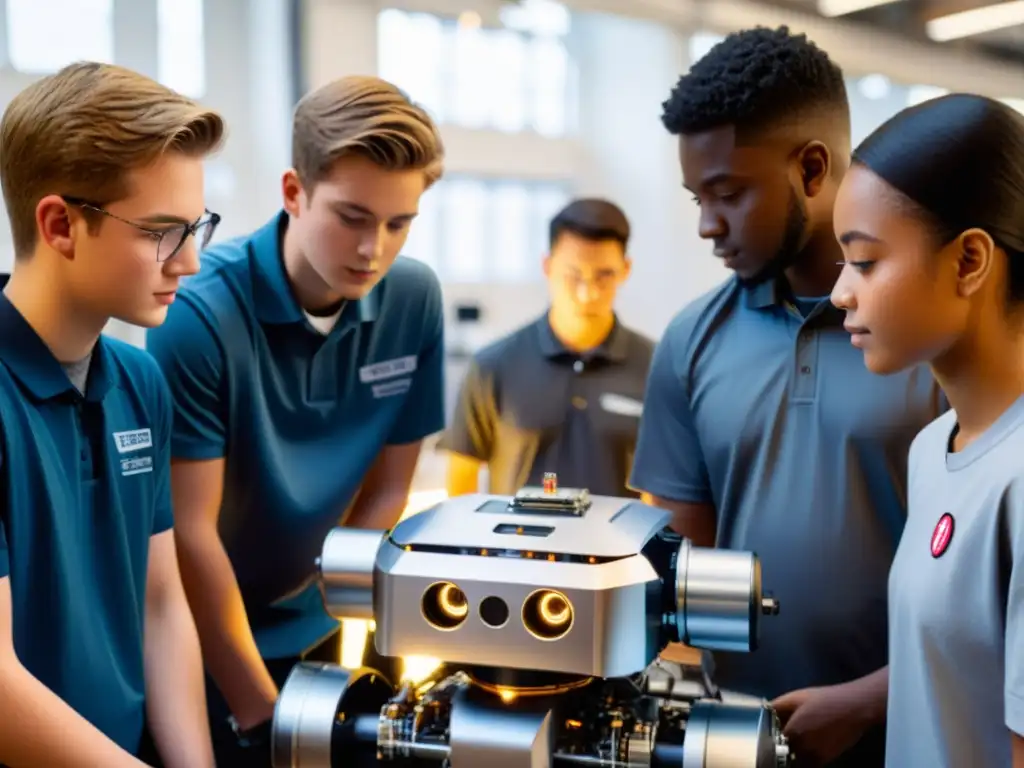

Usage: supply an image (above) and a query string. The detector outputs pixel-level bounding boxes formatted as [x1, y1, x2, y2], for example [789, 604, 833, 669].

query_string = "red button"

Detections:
[930, 513, 955, 558]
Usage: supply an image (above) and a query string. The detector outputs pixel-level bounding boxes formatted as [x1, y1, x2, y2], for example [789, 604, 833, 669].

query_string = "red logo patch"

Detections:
[930, 513, 955, 558]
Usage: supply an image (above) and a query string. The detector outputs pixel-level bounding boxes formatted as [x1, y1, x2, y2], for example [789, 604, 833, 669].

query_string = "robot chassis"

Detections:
[271, 478, 794, 768]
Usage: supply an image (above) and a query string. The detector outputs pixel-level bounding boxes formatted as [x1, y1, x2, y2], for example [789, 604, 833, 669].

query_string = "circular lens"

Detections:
[522, 589, 574, 641]
[421, 582, 469, 630]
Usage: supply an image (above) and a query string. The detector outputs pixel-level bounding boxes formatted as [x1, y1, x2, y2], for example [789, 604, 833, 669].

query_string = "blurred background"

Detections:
[1, 0, 1023, 502]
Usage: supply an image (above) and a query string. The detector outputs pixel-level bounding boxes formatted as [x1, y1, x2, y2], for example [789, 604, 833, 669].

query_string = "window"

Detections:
[906, 85, 949, 107]
[6, 0, 114, 72]
[403, 176, 570, 282]
[377, 5, 576, 137]
[500, 0, 570, 36]
[378, 10, 447, 121]
[1001, 98, 1024, 116]
[158, 0, 206, 97]
[689, 32, 724, 65]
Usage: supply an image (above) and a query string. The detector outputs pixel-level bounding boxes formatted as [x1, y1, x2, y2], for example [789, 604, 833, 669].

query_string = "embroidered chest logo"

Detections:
[930, 513, 955, 558]
[111, 428, 154, 476]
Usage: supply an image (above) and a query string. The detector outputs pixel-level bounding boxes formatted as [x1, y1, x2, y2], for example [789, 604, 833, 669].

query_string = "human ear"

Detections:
[281, 169, 305, 217]
[955, 228, 996, 298]
[35, 195, 75, 259]
[796, 141, 831, 199]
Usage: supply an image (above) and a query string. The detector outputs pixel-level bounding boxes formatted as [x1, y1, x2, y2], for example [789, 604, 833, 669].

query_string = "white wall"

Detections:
[570, 11, 725, 337]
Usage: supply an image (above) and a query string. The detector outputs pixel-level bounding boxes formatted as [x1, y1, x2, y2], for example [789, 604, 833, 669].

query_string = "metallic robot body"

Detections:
[272, 483, 793, 768]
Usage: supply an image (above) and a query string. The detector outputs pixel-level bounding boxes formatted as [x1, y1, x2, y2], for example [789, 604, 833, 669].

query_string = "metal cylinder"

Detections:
[682, 700, 788, 768]
[271, 663, 349, 768]
[676, 539, 769, 653]
[272, 663, 393, 768]
[318, 527, 386, 620]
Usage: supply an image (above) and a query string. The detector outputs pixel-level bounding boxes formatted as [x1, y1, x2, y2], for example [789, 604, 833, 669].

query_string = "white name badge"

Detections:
[359, 355, 418, 383]
[599, 393, 644, 418]
[373, 378, 412, 399]
[112, 428, 153, 453]
[120, 455, 154, 477]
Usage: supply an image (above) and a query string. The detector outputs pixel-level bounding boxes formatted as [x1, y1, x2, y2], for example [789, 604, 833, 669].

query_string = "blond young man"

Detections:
[0, 63, 224, 767]
[146, 75, 446, 764]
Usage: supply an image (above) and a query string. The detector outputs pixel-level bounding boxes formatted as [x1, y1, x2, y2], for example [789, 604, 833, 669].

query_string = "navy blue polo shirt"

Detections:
[0, 287, 173, 754]
[438, 315, 654, 496]
[146, 211, 446, 660]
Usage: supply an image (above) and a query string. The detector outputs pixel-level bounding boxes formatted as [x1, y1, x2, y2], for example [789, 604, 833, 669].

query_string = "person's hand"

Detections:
[770, 682, 870, 767]
[230, 714, 275, 767]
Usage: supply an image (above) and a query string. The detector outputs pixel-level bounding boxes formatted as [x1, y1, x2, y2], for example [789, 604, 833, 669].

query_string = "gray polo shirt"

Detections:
[438, 315, 654, 497]
[629, 276, 945, 766]
[887, 396, 1024, 768]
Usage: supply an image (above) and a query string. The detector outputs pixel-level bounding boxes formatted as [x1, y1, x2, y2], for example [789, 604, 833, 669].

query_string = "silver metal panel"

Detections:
[389, 493, 670, 559]
[373, 540, 658, 677]
[448, 687, 554, 768]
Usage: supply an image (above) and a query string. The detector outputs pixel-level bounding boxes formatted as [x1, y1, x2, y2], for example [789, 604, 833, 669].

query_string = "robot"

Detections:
[271, 476, 794, 767]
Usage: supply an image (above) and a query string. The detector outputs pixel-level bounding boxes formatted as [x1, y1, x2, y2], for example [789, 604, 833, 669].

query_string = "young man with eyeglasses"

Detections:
[439, 198, 653, 498]
[146, 76, 446, 766]
[0, 62, 224, 768]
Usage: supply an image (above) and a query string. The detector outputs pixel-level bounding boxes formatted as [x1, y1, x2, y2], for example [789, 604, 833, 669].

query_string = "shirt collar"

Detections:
[744, 276, 782, 309]
[742, 274, 842, 324]
[535, 313, 630, 363]
[251, 211, 380, 326]
[0, 277, 113, 403]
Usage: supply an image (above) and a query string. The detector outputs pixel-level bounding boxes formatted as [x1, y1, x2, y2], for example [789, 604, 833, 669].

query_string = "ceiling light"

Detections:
[457, 10, 482, 30]
[926, 0, 1024, 42]
[817, 0, 902, 18]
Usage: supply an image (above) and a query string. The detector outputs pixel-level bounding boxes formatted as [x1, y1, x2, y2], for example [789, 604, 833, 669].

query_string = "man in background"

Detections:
[440, 198, 653, 498]
[629, 27, 945, 767]
[147, 75, 446, 766]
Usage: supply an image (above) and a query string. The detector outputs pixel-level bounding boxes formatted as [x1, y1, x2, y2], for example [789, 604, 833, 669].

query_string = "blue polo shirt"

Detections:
[0, 286, 173, 754]
[146, 211, 446, 660]
[630, 275, 946, 767]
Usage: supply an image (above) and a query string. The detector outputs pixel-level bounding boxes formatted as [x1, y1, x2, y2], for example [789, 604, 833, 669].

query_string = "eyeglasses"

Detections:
[62, 196, 221, 263]
[559, 268, 622, 291]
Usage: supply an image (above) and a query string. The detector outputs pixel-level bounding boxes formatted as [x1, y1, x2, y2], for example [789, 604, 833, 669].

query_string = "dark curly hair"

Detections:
[662, 26, 848, 138]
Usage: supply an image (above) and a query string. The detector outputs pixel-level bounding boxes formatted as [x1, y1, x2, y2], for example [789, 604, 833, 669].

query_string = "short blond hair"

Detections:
[0, 61, 226, 258]
[292, 75, 444, 192]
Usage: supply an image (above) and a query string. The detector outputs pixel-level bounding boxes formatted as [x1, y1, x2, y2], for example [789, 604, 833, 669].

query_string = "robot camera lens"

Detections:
[421, 581, 470, 630]
[522, 589, 574, 641]
[479, 596, 510, 628]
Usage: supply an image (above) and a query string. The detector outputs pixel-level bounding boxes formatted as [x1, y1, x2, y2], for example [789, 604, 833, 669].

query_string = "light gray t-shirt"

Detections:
[62, 352, 92, 393]
[887, 395, 1024, 767]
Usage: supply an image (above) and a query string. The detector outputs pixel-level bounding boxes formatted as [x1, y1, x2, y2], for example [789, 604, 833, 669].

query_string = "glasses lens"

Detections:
[196, 217, 217, 249]
[156, 227, 187, 262]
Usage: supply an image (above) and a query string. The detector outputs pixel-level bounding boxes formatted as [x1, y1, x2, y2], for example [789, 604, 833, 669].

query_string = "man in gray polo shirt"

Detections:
[439, 198, 653, 497]
[629, 28, 945, 767]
